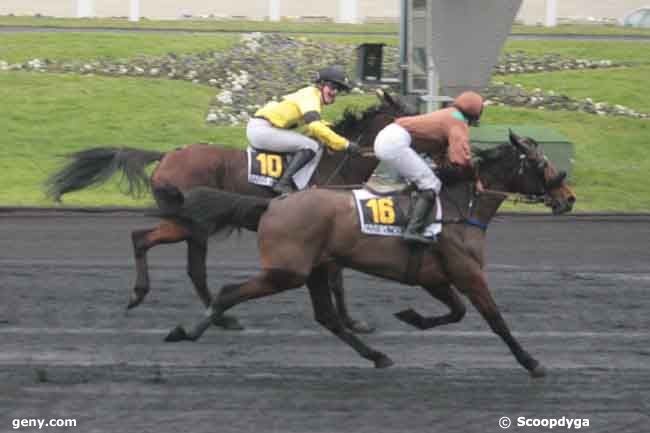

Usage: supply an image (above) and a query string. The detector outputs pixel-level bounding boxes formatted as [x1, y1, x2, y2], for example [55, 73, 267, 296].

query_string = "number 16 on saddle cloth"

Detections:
[353, 189, 442, 239]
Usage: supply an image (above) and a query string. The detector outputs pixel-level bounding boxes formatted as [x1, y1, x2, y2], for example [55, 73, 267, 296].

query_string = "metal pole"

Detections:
[545, 0, 557, 27]
[426, 54, 439, 113]
[425, 0, 438, 112]
[269, 0, 280, 22]
[399, 0, 408, 95]
[129, 0, 140, 22]
[76, 0, 94, 18]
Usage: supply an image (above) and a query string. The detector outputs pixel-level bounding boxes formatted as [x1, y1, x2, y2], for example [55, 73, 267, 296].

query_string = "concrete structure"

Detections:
[402, 0, 522, 107]
[1, 1, 647, 24]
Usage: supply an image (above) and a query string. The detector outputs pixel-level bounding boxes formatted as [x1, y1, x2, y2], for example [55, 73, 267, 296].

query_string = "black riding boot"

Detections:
[403, 189, 436, 245]
[272, 149, 316, 195]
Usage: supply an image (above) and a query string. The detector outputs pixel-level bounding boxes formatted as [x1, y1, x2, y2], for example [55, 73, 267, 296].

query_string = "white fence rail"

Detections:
[0, 0, 646, 25]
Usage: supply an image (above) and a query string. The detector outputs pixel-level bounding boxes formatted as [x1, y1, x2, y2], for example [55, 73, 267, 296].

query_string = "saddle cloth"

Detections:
[247, 146, 323, 190]
[352, 189, 442, 238]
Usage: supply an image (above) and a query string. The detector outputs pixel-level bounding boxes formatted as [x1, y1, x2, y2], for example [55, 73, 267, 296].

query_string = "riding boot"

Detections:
[403, 189, 436, 245]
[272, 149, 316, 195]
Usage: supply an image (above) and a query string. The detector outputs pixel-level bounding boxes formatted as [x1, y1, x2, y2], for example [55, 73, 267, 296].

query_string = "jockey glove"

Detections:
[346, 141, 362, 155]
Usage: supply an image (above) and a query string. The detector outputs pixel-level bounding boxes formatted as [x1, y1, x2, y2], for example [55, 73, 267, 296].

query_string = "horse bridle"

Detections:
[514, 145, 567, 202]
[477, 150, 544, 205]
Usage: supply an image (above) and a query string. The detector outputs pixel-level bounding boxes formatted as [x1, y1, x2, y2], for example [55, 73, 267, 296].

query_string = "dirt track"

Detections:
[1, 212, 649, 432]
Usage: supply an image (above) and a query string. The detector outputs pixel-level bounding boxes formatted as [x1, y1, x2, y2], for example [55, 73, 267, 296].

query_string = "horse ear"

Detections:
[509, 129, 527, 152]
[375, 89, 401, 113]
[376, 89, 417, 116]
[377, 88, 400, 108]
[375, 88, 388, 104]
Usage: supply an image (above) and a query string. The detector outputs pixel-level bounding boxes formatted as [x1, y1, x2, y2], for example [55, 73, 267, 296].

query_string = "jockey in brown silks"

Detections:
[373, 91, 485, 244]
[246, 66, 361, 194]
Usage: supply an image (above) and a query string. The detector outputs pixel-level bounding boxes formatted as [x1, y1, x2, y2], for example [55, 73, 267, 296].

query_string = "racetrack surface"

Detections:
[1, 213, 649, 432]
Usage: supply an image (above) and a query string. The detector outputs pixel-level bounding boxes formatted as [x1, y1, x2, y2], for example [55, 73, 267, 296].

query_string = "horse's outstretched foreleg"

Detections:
[309, 265, 392, 368]
[326, 263, 375, 334]
[165, 269, 304, 343]
[186, 238, 243, 331]
[128, 220, 191, 309]
[395, 283, 466, 330]
[460, 273, 546, 378]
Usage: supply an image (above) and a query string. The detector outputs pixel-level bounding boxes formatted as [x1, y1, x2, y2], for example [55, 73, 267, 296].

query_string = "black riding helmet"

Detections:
[315, 66, 352, 92]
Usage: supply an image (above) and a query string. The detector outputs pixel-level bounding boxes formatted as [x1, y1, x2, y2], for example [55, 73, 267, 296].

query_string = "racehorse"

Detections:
[45, 90, 410, 332]
[158, 130, 576, 377]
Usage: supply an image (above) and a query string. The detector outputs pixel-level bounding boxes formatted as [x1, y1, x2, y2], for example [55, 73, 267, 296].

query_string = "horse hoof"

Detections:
[347, 320, 375, 334]
[212, 314, 244, 331]
[394, 309, 423, 329]
[126, 296, 142, 310]
[374, 355, 394, 369]
[127, 289, 148, 310]
[164, 325, 189, 342]
[529, 364, 547, 378]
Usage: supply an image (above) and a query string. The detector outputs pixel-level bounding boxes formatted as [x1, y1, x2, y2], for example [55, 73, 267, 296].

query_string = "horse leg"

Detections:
[165, 269, 304, 342]
[186, 238, 244, 331]
[128, 220, 191, 309]
[460, 274, 546, 378]
[327, 263, 375, 334]
[394, 284, 466, 330]
[309, 265, 393, 368]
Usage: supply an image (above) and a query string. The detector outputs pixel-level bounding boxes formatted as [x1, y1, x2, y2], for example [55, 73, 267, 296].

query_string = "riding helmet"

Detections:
[453, 91, 484, 125]
[315, 66, 352, 92]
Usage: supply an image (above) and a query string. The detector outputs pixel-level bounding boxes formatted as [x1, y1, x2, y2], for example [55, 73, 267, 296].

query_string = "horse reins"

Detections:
[480, 189, 545, 204]
[322, 152, 351, 186]
[322, 108, 396, 187]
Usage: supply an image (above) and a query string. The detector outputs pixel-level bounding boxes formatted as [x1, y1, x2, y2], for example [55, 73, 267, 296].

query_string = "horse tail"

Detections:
[153, 185, 271, 239]
[44, 147, 165, 201]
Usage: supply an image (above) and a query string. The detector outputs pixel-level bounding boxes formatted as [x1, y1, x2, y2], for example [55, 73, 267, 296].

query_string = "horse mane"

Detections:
[431, 144, 521, 189]
[473, 144, 518, 169]
[331, 103, 397, 139]
[472, 143, 521, 188]
[472, 143, 512, 161]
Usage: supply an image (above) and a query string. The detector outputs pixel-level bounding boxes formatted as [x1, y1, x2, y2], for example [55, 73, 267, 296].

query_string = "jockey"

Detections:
[373, 91, 485, 244]
[247, 66, 361, 194]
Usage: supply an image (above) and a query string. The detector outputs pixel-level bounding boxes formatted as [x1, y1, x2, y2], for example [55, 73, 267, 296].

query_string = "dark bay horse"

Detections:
[159, 131, 576, 377]
[45, 90, 409, 332]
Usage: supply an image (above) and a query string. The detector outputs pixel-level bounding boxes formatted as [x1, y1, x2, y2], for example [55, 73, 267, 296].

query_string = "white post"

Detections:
[269, 0, 281, 21]
[338, 0, 359, 24]
[129, 0, 140, 22]
[545, 0, 557, 27]
[76, 0, 94, 18]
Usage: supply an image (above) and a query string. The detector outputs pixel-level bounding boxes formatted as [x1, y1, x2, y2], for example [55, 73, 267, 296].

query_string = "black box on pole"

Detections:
[356, 43, 386, 83]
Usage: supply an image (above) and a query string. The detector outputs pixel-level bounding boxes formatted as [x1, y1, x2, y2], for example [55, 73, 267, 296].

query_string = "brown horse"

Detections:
[45, 90, 410, 332]
[159, 131, 576, 377]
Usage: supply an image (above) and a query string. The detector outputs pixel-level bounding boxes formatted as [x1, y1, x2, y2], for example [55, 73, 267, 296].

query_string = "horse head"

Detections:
[475, 130, 576, 215]
[506, 129, 576, 214]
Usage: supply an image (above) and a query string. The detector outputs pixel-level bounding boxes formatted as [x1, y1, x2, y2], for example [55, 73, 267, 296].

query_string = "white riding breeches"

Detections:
[246, 118, 320, 153]
[374, 123, 442, 193]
